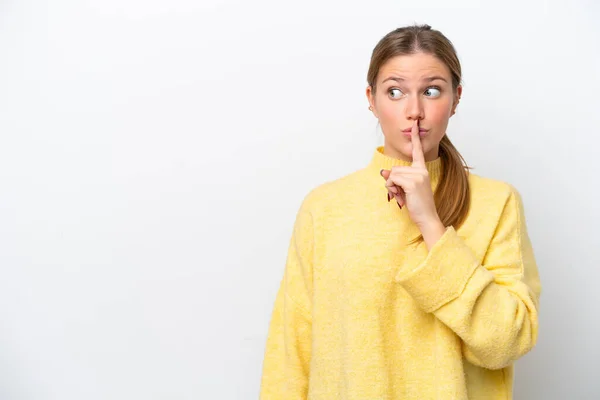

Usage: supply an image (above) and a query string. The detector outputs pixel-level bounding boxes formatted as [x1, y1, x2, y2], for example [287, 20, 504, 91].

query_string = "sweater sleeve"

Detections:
[395, 186, 542, 370]
[260, 197, 314, 399]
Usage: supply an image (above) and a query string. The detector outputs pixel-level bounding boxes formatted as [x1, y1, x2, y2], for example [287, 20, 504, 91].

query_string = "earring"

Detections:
[368, 106, 373, 111]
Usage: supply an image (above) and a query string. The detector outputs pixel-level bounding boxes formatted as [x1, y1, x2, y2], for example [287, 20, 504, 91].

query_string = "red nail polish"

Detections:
[397, 202, 402, 209]
[387, 193, 391, 202]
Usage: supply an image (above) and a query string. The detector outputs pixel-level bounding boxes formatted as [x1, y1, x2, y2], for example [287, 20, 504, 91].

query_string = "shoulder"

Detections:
[466, 172, 527, 230]
[297, 167, 369, 216]
[468, 171, 523, 204]
[300, 168, 368, 206]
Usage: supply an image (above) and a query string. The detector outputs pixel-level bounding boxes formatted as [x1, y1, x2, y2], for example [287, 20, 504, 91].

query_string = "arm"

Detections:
[260, 197, 314, 399]
[396, 186, 542, 370]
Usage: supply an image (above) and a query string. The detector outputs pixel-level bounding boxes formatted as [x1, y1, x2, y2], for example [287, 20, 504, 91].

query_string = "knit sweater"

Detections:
[259, 146, 542, 400]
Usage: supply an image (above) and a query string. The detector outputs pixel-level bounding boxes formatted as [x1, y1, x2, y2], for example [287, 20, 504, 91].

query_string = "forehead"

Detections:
[378, 53, 450, 83]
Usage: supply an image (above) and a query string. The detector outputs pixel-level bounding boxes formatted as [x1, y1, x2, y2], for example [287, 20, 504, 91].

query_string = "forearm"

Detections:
[434, 266, 539, 369]
[418, 216, 447, 251]
[396, 226, 540, 369]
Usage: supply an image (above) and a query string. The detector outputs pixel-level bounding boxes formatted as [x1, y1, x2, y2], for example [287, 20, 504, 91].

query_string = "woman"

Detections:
[259, 24, 541, 400]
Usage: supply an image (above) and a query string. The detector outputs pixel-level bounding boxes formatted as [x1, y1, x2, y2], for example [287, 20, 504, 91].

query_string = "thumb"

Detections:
[379, 169, 391, 179]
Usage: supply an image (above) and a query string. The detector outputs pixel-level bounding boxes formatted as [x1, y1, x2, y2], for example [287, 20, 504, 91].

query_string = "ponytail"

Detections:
[409, 135, 472, 245]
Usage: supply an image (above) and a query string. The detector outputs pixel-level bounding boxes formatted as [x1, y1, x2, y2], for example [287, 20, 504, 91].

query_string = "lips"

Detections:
[402, 128, 429, 133]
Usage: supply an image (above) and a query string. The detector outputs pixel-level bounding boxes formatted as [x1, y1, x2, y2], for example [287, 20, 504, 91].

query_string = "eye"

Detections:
[424, 86, 441, 98]
[388, 88, 404, 99]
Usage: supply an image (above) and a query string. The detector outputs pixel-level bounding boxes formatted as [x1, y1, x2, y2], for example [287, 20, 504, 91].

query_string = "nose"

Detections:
[404, 95, 424, 120]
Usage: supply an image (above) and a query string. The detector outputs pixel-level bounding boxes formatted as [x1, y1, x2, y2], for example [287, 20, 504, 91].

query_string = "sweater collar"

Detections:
[367, 146, 443, 189]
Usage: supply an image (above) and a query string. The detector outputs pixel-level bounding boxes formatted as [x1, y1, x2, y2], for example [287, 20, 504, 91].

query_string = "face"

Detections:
[366, 52, 461, 162]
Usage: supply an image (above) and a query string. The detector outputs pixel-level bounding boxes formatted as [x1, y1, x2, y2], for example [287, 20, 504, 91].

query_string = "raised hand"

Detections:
[379, 120, 439, 229]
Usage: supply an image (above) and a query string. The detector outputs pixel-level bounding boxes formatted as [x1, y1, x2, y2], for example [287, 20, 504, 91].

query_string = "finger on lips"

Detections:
[411, 121, 426, 167]
[379, 120, 425, 209]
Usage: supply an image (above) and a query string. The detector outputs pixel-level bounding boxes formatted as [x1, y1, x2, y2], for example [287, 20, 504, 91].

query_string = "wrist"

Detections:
[419, 216, 446, 250]
[417, 214, 443, 231]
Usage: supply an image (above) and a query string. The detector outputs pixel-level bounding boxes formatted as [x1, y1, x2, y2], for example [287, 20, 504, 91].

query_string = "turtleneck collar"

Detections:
[367, 146, 443, 189]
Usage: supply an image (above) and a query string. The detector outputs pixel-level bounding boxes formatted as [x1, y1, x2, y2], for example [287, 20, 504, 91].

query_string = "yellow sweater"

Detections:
[260, 146, 542, 400]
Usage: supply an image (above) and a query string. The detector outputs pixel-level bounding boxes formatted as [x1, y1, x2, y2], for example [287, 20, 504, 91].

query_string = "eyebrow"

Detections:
[381, 76, 448, 84]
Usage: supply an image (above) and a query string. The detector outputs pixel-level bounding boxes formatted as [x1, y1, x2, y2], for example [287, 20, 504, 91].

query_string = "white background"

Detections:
[1, 0, 599, 398]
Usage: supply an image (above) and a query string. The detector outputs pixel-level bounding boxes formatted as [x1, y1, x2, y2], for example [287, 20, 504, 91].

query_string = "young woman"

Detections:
[259, 24, 541, 400]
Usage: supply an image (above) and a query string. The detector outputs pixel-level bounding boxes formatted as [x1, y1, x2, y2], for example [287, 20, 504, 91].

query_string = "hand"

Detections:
[379, 120, 441, 229]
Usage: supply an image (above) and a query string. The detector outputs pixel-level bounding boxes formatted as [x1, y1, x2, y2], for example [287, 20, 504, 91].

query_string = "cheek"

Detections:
[378, 102, 400, 122]
[426, 101, 453, 123]
[375, 94, 399, 120]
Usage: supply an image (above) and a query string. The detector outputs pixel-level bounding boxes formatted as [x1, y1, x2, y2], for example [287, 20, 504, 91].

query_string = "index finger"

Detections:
[411, 119, 425, 167]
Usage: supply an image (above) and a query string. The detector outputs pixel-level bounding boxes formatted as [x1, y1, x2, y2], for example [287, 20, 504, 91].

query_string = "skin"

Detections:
[366, 52, 462, 250]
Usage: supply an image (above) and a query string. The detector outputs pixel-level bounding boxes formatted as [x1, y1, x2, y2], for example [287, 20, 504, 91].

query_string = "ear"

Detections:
[366, 85, 377, 117]
[451, 85, 462, 116]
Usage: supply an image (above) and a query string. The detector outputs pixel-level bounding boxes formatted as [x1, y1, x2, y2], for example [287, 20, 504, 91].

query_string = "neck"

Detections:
[383, 141, 440, 163]
[367, 146, 443, 190]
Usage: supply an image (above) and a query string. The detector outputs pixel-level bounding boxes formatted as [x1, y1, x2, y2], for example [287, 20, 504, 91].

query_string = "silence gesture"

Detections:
[379, 120, 440, 229]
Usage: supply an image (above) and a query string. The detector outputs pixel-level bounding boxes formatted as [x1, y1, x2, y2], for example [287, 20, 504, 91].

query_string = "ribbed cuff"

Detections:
[394, 226, 481, 313]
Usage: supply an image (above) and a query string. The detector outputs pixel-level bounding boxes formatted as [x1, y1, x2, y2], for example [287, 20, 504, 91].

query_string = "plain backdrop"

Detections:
[1, 0, 599, 398]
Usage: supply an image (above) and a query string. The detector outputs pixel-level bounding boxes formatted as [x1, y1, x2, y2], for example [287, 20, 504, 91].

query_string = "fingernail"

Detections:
[397, 202, 402, 209]
[380, 169, 384, 176]
[387, 193, 391, 202]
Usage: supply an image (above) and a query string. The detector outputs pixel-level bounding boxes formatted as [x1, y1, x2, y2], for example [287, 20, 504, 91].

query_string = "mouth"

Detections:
[402, 128, 429, 133]
[402, 128, 429, 137]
